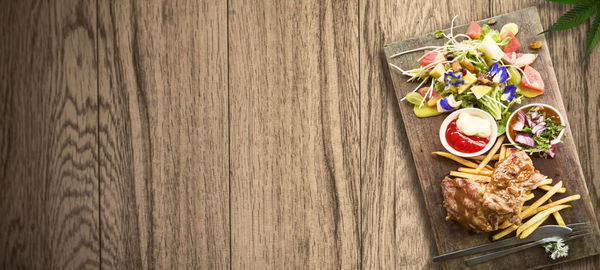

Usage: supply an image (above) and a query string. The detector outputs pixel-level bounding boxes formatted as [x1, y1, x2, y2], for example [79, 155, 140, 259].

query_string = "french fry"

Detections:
[521, 181, 563, 219]
[498, 220, 512, 230]
[517, 204, 571, 236]
[520, 215, 550, 239]
[501, 194, 581, 230]
[534, 194, 580, 214]
[524, 193, 535, 201]
[450, 171, 491, 182]
[470, 154, 500, 161]
[537, 178, 553, 186]
[499, 145, 506, 160]
[433, 152, 481, 169]
[475, 135, 505, 173]
[457, 167, 493, 176]
[549, 199, 566, 226]
[553, 211, 566, 226]
[538, 184, 566, 193]
[493, 224, 518, 240]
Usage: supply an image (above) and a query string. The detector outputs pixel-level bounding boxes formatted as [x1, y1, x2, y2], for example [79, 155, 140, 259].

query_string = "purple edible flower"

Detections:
[501, 85, 517, 101]
[488, 62, 500, 75]
[439, 97, 455, 111]
[452, 80, 465, 87]
[488, 62, 508, 84]
[515, 133, 536, 147]
[443, 71, 462, 90]
[492, 68, 508, 84]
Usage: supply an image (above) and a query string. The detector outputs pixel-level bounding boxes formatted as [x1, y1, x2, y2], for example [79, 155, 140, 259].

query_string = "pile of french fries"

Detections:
[434, 135, 581, 240]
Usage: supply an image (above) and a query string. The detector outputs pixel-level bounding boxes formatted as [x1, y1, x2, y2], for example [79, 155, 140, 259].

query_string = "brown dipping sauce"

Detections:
[508, 105, 562, 141]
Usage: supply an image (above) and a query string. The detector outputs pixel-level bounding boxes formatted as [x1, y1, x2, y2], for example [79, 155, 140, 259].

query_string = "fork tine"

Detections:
[567, 222, 589, 229]
[564, 232, 593, 242]
[569, 225, 591, 233]
[571, 228, 593, 235]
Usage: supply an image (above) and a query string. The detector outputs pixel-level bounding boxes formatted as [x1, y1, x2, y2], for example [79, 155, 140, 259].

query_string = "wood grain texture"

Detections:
[228, 0, 360, 268]
[97, 0, 229, 269]
[490, 2, 600, 269]
[360, 1, 488, 269]
[2, 0, 600, 269]
[385, 7, 600, 270]
[0, 0, 99, 269]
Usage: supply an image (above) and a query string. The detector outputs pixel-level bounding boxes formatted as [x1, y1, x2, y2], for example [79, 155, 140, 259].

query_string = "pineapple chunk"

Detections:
[427, 95, 442, 107]
[430, 63, 446, 78]
[457, 71, 477, 94]
[471, 85, 492, 99]
[479, 35, 505, 63]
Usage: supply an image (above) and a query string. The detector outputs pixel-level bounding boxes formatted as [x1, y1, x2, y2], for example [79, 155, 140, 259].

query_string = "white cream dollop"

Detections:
[456, 112, 492, 138]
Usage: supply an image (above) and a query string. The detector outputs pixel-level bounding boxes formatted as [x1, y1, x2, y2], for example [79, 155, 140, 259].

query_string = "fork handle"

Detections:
[432, 237, 527, 262]
[465, 239, 546, 266]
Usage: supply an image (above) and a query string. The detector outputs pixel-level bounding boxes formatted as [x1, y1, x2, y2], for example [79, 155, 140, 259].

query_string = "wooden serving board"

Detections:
[384, 7, 600, 270]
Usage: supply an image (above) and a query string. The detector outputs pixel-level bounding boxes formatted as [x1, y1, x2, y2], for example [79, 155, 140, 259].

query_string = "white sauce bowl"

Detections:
[439, 108, 498, 157]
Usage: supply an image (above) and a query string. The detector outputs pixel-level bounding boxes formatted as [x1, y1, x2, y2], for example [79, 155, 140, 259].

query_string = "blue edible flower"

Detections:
[439, 97, 455, 111]
[452, 80, 465, 87]
[443, 71, 462, 90]
[488, 62, 508, 84]
[488, 62, 500, 75]
[501, 84, 517, 101]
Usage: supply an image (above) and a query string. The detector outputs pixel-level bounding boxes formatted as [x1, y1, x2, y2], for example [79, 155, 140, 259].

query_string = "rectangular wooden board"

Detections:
[384, 7, 600, 270]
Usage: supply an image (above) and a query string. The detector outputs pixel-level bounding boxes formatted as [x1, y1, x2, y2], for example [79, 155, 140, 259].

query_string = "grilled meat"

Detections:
[441, 150, 546, 232]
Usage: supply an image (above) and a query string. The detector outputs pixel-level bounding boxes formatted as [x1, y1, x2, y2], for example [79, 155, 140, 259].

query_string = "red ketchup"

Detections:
[445, 119, 489, 153]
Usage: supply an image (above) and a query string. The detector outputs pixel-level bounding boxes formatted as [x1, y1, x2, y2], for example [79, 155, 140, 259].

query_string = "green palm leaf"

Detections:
[583, 14, 600, 61]
[546, 0, 584, 3]
[541, 2, 598, 34]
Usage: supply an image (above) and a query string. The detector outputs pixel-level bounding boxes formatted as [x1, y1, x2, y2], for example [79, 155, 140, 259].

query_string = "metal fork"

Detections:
[433, 223, 582, 262]
[465, 223, 593, 266]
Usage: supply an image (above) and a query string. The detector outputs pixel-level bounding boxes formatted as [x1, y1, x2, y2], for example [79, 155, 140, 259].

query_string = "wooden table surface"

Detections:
[1, 0, 599, 269]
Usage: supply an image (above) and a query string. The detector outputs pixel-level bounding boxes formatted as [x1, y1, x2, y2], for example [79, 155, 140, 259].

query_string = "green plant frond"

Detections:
[583, 14, 600, 61]
[546, 0, 584, 4]
[541, 2, 598, 34]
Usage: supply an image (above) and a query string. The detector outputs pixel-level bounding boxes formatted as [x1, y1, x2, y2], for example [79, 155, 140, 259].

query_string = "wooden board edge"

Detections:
[382, 6, 600, 268]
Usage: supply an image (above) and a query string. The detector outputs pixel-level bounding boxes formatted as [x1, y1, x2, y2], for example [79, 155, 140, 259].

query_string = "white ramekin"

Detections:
[505, 103, 565, 149]
[439, 108, 498, 157]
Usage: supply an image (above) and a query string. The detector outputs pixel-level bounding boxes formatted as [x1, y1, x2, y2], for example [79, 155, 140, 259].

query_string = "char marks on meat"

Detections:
[441, 150, 546, 232]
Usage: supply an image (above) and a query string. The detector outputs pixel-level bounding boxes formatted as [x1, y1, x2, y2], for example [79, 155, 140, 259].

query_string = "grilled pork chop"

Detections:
[441, 150, 546, 232]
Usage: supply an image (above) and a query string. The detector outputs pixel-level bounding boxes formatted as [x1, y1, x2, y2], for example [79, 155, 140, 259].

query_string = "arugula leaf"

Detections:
[481, 24, 492, 38]
[434, 81, 444, 92]
[541, 2, 598, 34]
[497, 111, 511, 136]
